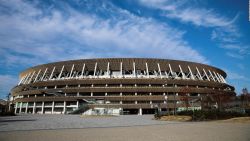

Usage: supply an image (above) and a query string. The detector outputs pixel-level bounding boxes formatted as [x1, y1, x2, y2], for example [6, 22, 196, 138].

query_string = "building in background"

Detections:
[11, 58, 235, 115]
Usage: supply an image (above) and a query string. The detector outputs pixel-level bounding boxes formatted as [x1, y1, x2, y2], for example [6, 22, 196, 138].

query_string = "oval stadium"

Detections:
[11, 58, 235, 115]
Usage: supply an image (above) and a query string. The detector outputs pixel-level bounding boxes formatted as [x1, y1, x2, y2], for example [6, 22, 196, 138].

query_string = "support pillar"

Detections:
[32, 102, 36, 114]
[81, 63, 86, 78]
[120, 62, 123, 77]
[157, 63, 162, 78]
[41, 68, 48, 81]
[203, 69, 210, 81]
[34, 69, 41, 82]
[25, 102, 28, 113]
[63, 101, 66, 114]
[168, 64, 173, 76]
[139, 108, 142, 115]
[23, 73, 31, 84]
[19, 102, 22, 113]
[28, 71, 36, 84]
[69, 64, 74, 78]
[208, 70, 215, 81]
[76, 101, 79, 108]
[188, 66, 195, 80]
[41, 102, 44, 114]
[14, 103, 18, 114]
[196, 67, 203, 80]
[58, 65, 64, 79]
[49, 67, 56, 80]
[107, 62, 110, 77]
[146, 62, 149, 78]
[93, 62, 97, 77]
[18, 76, 26, 85]
[133, 62, 136, 78]
[179, 65, 186, 79]
[52, 101, 55, 114]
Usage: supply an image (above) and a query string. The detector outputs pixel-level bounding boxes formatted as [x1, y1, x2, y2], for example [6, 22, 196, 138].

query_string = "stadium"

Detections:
[11, 58, 235, 115]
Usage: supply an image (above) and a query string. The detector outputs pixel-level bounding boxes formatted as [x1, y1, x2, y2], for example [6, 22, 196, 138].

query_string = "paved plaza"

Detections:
[0, 114, 170, 131]
[0, 115, 250, 141]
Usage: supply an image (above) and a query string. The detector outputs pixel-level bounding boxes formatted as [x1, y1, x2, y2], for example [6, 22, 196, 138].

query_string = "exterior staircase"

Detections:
[69, 104, 90, 114]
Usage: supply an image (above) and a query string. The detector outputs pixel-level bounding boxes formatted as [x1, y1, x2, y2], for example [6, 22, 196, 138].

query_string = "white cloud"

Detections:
[139, 0, 236, 27]
[139, 0, 182, 11]
[166, 8, 235, 28]
[221, 44, 249, 59]
[139, 0, 247, 59]
[226, 70, 248, 81]
[226, 52, 244, 59]
[0, 0, 208, 67]
[0, 75, 18, 98]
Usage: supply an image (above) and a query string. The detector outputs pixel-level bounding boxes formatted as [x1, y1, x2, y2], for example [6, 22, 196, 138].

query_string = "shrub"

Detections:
[0, 111, 16, 116]
[158, 110, 248, 121]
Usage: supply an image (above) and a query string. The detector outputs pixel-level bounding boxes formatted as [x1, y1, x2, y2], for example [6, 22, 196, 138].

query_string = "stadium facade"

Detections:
[11, 58, 235, 115]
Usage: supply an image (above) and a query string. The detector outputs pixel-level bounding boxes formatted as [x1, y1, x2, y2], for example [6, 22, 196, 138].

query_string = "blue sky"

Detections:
[0, 0, 249, 99]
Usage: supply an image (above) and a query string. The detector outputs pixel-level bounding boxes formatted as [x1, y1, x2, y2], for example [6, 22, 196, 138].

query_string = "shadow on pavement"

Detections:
[0, 119, 37, 123]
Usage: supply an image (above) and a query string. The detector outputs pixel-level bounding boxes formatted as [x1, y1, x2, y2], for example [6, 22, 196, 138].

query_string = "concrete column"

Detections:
[25, 102, 28, 113]
[157, 63, 162, 78]
[14, 102, 18, 114]
[93, 62, 97, 77]
[63, 101, 66, 114]
[139, 108, 142, 115]
[32, 102, 36, 114]
[91, 92, 93, 97]
[81, 64, 85, 78]
[19, 102, 22, 113]
[120, 62, 123, 77]
[41, 102, 44, 114]
[133, 62, 136, 77]
[52, 101, 55, 114]
[76, 101, 79, 108]
[120, 92, 122, 96]
[146, 62, 149, 78]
